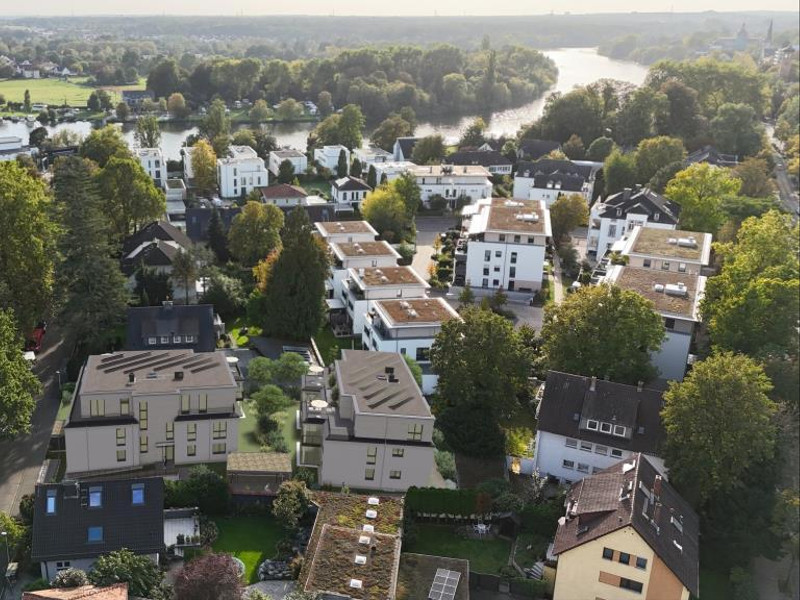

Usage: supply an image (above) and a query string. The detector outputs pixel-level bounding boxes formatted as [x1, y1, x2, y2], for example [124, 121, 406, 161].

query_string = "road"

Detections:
[765, 123, 799, 218]
[0, 326, 66, 517]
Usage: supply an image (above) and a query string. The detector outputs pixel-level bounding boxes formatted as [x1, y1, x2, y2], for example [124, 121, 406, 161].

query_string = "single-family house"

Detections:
[373, 161, 415, 183]
[354, 146, 393, 168]
[331, 176, 372, 211]
[185, 204, 241, 243]
[268, 149, 308, 177]
[259, 183, 309, 208]
[314, 145, 350, 172]
[512, 159, 593, 205]
[125, 302, 220, 353]
[120, 90, 154, 109]
[216, 146, 268, 198]
[407, 164, 493, 209]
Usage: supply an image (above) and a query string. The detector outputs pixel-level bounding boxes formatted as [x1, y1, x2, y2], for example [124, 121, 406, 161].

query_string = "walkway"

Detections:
[550, 253, 565, 305]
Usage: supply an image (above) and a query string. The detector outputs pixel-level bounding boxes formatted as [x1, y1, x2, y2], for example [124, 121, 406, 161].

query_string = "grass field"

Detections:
[212, 515, 284, 584]
[0, 76, 146, 107]
[406, 524, 512, 574]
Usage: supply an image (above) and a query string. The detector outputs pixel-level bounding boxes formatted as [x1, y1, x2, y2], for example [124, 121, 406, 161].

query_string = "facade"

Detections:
[460, 198, 551, 292]
[552, 454, 699, 600]
[217, 146, 268, 198]
[373, 160, 415, 183]
[620, 227, 713, 276]
[354, 145, 393, 168]
[64, 350, 240, 476]
[533, 371, 667, 484]
[362, 298, 461, 394]
[512, 159, 593, 205]
[314, 145, 350, 172]
[588, 186, 680, 257]
[328, 240, 401, 302]
[331, 176, 372, 210]
[393, 137, 419, 161]
[125, 303, 219, 353]
[602, 265, 706, 382]
[136, 148, 165, 187]
[299, 350, 435, 491]
[443, 150, 512, 175]
[259, 183, 309, 208]
[315, 219, 379, 244]
[121, 90, 154, 108]
[407, 164, 493, 208]
[268, 148, 308, 177]
[31, 478, 164, 581]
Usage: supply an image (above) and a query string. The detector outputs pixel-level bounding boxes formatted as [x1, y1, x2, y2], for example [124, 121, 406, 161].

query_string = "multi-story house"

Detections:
[533, 371, 667, 485]
[588, 186, 680, 257]
[362, 298, 461, 394]
[331, 176, 372, 211]
[459, 198, 551, 292]
[552, 454, 699, 600]
[353, 146, 393, 168]
[407, 164, 493, 209]
[372, 161, 416, 183]
[314, 145, 350, 172]
[259, 183, 310, 209]
[619, 226, 713, 276]
[512, 159, 594, 205]
[298, 350, 435, 491]
[136, 148, 165, 188]
[326, 240, 401, 314]
[314, 220, 379, 245]
[443, 149, 513, 175]
[216, 146, 268, 199]
[268, 149, 308, 177]
[340, 266, 429, 336]
[64, 350, 240, 477]
[125, 303, 221, 353]
[602, 266, 706, 382]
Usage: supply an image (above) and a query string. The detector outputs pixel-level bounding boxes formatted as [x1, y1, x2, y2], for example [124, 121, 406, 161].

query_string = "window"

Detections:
[562, 460, 575, 470]
[678, 263, 687, 273]
[160, 335, 169, 344]
[180, 395, 190, 414]
[212, 442, 227, 454]
[415, 347, 430, 362]
[510, 252, 518, 264]
[602, 547, 613, 560]
[643, 259, 652, 268]
[492, 265, 499, 273]
[408, 424, 423, 441]
[495, 250, 502, 258]
[185, 335, 195, 343]
[595, 445, 608, 455]
[509, 267, 516, 278]
[514, 235, 521, 243]
[187, 423, 197, 441]
[90, 398, 105, 417]
[499, 234, 506, 241]
[55, 561, 71, 571]
[484, 250, 491, 261]
[140, 435, 148, 453]
[166, 422, 174, 441]
[527, 236, 535, 244]
[365, 468, 375, 481]
[587, 419, 599, 431]
[139, 402, 148, 431]
[389, 470, 401, 479]
[608, 225, 617, 238]
[120, 398, 130, 415]
[88, 486, 102, 507]
[117, 449, 126, 462]
[131, 483, 145, 505]
[493, 279, 499, 287]
[212, 421, 227, 439]
[661, 261, 670, 270]
[392, 448, 405, 457]
[600, 422, 612, 434]
[580, 441, 592, 452]
[400, 348, 406, 355]
[565, 438, 578, 448]
[635, 557, 647, 570]
[613, 425, 626, 437]
[46, 489, 56, 514]
[483, 267, 490, 276]
[187, 444, 196, 456]
[87, 526, 103, 543]
[366, 447, 377, 465]
[611, 449, 623, 458]
[482, 278, 488, 288]
[148, 337, 157, 345]
[619, 578, 643, 593]
[664, 317, 676, 330]
[116, 428, 126, 447]
[577, 463, 590, 473]
[619, 552, 631, 565]
[173, 335, 181, 343]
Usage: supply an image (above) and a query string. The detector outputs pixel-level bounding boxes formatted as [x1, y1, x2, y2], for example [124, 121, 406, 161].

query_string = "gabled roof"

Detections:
[444, 150, 512, 167]
[125, 304, 217, 352]
[516, 158, 593, 180]
[537, 371, 666, 456]
[32, 478, 165, 563]
[597, 187, 680, 224]
[122, 221, 192, 257]
[518, 138, 561, 160]
[333, 176, 372, 192]
[685, 145, 739, 167]
[259, 183, 308, 200]
[532, 172, 585, 192]
[395, 137, 419, 159]
[553, 454, 699, 597]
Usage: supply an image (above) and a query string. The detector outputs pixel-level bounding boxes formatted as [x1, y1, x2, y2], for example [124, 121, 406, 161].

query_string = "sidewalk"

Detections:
[550, 253, 565, 305]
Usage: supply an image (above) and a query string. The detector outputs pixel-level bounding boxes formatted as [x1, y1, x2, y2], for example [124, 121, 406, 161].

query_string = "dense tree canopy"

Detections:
[227, 201, 284, 267]
[361, 186, 409, 242]
[710, 102, 765, 157]
[79, 125, 129, 168]
[665, 163, 741, 233]
[96, 156, 166, 239]
[0, 310, 41, 440]
[191, 140, 218, 198]
[549, 193, 588, 246]
[634, 135, 686, 183]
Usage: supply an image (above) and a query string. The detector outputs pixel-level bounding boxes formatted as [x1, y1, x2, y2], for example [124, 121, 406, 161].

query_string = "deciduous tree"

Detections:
[0, 309, 40, 439]
[710, 102, 765, 157]
[191, 139, 218, 198]
[200, 98, 231, 141]
[227, 201, 284, 267]
[732, 157, 775, 198]
[80, 125, 130, 167]
[167, 92, 189, 118]
[249, 99, 270, 121]
[272, 480, 310, 530]
[371, 112, 415, 151]
[96, 156, 166, 239]
[634, 136, 686, 183]
[562, 134, 585, 160]
[603, 148, 638, 195]
[665, 162, 741, 233]
[361, 186, 407, 242]
[411, 134, 445, 165]
[174, 553, 242, 600]
[134, 115, 161, 148]
[586, 136, 615, 161]
[549, 193, 588, 246]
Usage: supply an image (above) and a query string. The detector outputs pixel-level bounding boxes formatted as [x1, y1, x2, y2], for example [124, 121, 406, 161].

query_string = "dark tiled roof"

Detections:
[333, 176, 372, 192]
[532, 172, 585, 192]
[444, 150, 512, 167]
[516, 159, 593, 180]
[32, 478, 165, 562]
[185, 206, 241, 242]
[125, 304, 217, 352]
[395, 137, 419, 160]
[553, 454, 699, 597]
[537, 371, 666, 456]
[518, 139, 561, 160]
[685, 145, 739, 167]
[122, 221, 191, 256]
[598, 187, 680, 225]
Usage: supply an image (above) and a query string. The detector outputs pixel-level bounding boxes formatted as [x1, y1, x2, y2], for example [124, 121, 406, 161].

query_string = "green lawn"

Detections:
[313, 326, 360, 365]
[0, 77, 146, 107]
[237, 400, 262, 452]
[514, 532, 551, 567]
[212, 516, 284, 584]
[406, 524, 512, 574]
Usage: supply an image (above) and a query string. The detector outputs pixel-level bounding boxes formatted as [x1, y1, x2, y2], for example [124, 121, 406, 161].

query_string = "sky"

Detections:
[3, 0, 799, 16]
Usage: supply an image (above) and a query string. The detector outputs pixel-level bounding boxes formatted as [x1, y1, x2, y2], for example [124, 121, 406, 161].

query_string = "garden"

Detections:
[211, 515, 284, 584]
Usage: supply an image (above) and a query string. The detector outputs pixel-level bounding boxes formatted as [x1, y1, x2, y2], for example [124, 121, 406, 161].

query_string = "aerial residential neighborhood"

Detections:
[0, 6, 798, 600]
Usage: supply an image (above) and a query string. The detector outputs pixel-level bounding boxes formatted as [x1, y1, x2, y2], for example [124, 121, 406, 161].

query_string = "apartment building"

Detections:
[512, 159, 593, 206]
[602, 266, 706, 382]
[373, 160, 416, 183]
[299, 350, 435, 491]
[136, 148, 165, 188]
[216, 146, 268, 198]
[620, 226, 713, 276]
[353, 145, 393, 168]
[64, 350, 240, 476]
[407, 164, 493, 208]
[268, 148, 308, 177]
[443, 149, 512, 175]
[552, 454, 699, 600]
[314, 145, 350, 172]
[363, 297, 461, 394]
[460, 198, 551, 292]
[533, 371, 667, 484]
[314, 220, 379, 245]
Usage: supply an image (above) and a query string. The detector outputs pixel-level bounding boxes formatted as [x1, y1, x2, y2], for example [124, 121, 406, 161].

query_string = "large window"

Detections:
[139, 402, 148, 431]
[187, 423, 197, 442]
[618, 552, 631, 565]
[199, 394, 208, 414]
[366, 447, 377, 465]
[140, 435, 148, 453]
[636, 557, 648, 570]
[408, 424, 423, 441]
[212, 442, 227, 455]
[565, 438, 578, 448]
[212, 421, 227, 439]
[365, 468, 375, 481]
[89, 398, 105, 417]
[562, 460, 574, 470]
[187, 444, 196, 456]
[620, 578, 643, 593]
[120, 398, 130, 415]
[116, 449, 126, 462]
[116, 428, 126, 447]
[166, 422, 174, 441]
[389, 470, 401, 480]
[392, 448, 405, 457]
[88, 486, 102, 508]
[415, 347, 430, 362]
[180, 395, 190, 414]
[602, 547, 613, 560]
[46, 489, 57, 514]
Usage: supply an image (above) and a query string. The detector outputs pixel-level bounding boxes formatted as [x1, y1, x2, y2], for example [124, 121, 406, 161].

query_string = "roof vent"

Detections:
[365, 509, 378, 519]
[359, 535, 371, 545]
[349, 579, 363, 589]
[354, 555, 367, 565]
[515, 212, 539, 223]
[667, 237, 678, 245]
[664, 283, 688, 297]
[367, 497, 380, 505]
[407, 309, 418, 318]
[653, 283, 665, 293]
[677, 237, 697, 248]
[362, 524, 375, 533]
[174, 371, 184, 381]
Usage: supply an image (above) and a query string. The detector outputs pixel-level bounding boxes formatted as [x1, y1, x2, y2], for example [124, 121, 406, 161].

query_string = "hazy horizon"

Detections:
[2, 1, 798, 17]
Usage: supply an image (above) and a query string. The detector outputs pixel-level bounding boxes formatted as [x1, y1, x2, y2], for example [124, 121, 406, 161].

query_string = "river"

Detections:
[0, 48, 648, 160]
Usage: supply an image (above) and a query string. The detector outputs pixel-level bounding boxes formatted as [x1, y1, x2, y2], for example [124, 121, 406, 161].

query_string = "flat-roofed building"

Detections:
[327, 241, 401, 320]
[136, 148, 165, 187]
[620, 227, 713, 275]
[268, 148, 308, 177]
[407, 164, 493, 209]
[315, 220, 379, 244]
[217, 145, 268, 198]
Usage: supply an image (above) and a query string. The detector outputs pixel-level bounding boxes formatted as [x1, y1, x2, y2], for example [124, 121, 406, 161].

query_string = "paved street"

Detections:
[765, 123, 799, 219]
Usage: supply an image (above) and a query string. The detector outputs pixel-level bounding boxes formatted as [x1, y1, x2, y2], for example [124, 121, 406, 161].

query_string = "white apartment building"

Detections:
[461, 198, 551, 292]
[533, 371, 667, 485]
[0, 135, 35, 162]
[340, 266, 429, 336]
[314, 145, 350, 172]
[588, 186, 680, 257]
[603, 265, 706, 382]
[512, 159, 594, 205]
[353, 146, 393, 168]
[314, 219, 379, 245]
[268, 149, 308, 177]
[407, 164, 493, 208]
[137, 148, 165, 187]
[620, 226, 713, 276]
[299, 350, 435, 491]
[216, 145, 268, 199]
[64, 350, 240, 476]
[327, 240, 400, 302]
[362, 297, 461, 394]
[373, 160, 415, 183]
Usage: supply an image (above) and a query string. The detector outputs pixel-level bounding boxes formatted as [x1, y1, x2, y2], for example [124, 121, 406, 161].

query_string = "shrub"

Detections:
[52, 568, 89, 588]
[293, 467, 316, 487]
[165, 465, 230, 515]
[23, 579, 49, 592]
[265, 429, 289, 453]
[434, 450, 457, 481]
[18, 494, 34, 525]
[199, 516, 219, 546]
[428, 195, 448, 212]
[174, 553, 243, 600]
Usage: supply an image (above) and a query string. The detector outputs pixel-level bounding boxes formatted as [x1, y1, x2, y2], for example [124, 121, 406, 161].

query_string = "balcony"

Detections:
[347, 280, 365, 300]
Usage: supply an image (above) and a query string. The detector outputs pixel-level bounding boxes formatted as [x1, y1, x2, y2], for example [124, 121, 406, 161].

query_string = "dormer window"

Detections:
[173, 335, 181, 343]
[599, 422, 612, 434]
[160, 336, 169, 344]
[131, 483, 145, 505]
[88, 486, 102, 508]
[147, 337, 157, 345]
[613, 425, 626, 437]
[46, 489, 56, 514]
[586, 420, 599, 431]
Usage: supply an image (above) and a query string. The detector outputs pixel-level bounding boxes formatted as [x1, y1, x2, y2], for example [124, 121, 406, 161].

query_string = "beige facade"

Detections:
[554, 527, 689, 600]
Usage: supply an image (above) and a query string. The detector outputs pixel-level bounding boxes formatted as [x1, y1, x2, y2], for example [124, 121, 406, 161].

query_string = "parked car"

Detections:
[25, 320, 47, 352]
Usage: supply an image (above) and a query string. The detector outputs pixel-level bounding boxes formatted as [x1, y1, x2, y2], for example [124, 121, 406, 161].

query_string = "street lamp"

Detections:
[55, 370, 62, 393]
[0, 530, 9, 565]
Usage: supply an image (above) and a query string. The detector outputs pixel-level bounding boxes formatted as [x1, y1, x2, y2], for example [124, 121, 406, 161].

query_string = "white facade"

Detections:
[182, 148, 194, 181]
[408, 164, 493, 208]
[354, 146, 393, 168]
[137, 148, 165, 187]
[589, 207, 676, 258]
[330, 177, 372, 209]
[314, 145, 350, 172]
[327, 240, 401, 308]
[268, 149, 308, 177]
[463, 198, 551, 292]
[216, 146, 268, 199]
[513, 178, 592, 208]
[373, 161, 415, 183]
[315, 220, 379, 244]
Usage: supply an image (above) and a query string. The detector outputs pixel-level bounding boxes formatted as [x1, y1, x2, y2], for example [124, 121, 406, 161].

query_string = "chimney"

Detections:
[385, 366, 394, 376]
[174, 371, 184, 381]
[653, 474, 663, 499]
[637, 380, 644, 392]
[589, 376, 597, 392]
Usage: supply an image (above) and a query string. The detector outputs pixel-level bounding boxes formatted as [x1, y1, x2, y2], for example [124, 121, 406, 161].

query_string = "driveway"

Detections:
[412, 215, 460, 278]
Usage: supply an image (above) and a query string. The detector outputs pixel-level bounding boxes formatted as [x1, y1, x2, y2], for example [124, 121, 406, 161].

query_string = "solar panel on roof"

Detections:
[428, 569, 461, 600]
[190, 361, 219, 373]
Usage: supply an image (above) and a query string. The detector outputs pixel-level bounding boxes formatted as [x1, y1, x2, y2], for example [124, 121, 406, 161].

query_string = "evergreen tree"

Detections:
[366, 164, 378, 189]
[351, 157, 363, 178]
[206, 208, 230, 263]
[336, 149, 349, 178]
[277, 159, 295, 184]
